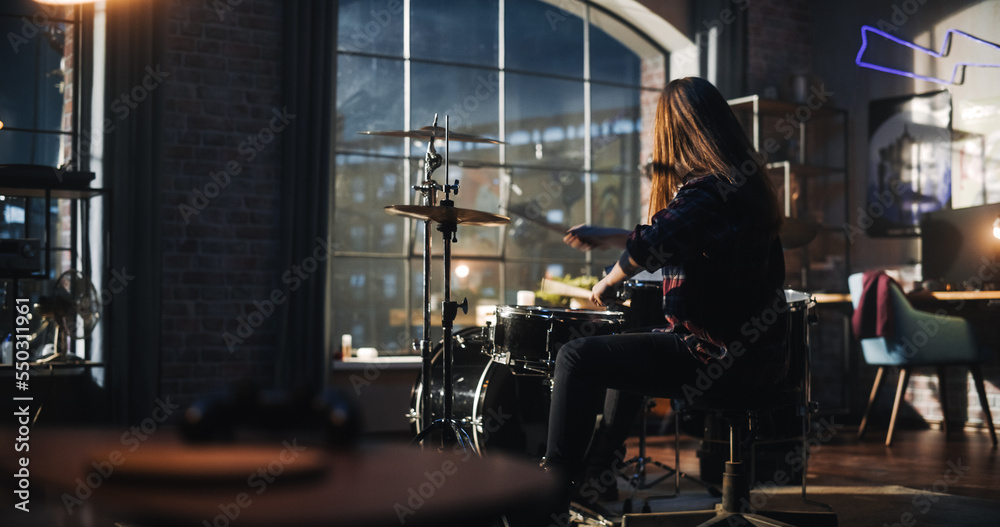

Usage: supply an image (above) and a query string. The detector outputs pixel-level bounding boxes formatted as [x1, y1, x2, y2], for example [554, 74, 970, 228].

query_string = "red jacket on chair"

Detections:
[851, 270, 902, 340]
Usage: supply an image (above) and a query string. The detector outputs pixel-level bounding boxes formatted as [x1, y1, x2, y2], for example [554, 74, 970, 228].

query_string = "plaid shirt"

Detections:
[626, 174, 787, 370]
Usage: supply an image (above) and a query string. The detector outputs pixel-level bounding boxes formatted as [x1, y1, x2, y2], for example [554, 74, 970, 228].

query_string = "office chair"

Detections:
[848, 272, 998, 447]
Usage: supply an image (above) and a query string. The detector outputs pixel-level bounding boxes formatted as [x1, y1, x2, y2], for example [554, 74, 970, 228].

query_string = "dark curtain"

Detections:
[691, 0, 748, 98]
[104, 0, 165, 423]
[275, 2, 337, 389]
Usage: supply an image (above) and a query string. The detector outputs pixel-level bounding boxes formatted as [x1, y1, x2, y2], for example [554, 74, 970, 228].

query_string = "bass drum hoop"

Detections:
[409, 327, 487, 439]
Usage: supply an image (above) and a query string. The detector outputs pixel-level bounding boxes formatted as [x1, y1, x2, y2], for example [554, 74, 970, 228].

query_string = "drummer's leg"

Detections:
[545, 331, 699, 475]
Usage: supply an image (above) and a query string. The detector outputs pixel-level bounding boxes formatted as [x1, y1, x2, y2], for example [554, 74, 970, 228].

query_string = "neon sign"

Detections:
[855, 25, 1000, 85]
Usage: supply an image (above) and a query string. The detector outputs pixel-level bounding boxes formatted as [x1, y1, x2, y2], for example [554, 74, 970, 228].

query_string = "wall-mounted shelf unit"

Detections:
[729, 95, 850, 293]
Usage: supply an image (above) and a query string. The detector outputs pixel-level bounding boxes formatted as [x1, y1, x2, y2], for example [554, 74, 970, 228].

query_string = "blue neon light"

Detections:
[855, 25, 1000, 85]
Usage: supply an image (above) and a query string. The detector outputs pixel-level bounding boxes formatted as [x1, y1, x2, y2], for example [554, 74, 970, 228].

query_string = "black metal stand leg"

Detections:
[623, 401, 676, 491]
[638, 404, 720, 513]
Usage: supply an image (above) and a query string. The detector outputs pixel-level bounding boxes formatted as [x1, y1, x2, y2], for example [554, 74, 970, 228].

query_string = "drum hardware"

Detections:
[358, 125, 505, 144]
[384, 204, 509, 226]
[409, 328, 551, 457]
[376, 115, 509, 453]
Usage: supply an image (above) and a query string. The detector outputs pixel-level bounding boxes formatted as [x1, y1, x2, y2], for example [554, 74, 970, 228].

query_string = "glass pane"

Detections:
[0, 18, 38, 129]
[592, 84, 642, 174]
[408, 257, 501, 334]
[589, 8, 664, 88]
[588, 172, 643, 265]
[409, 162, 503, 258]
[505, 73, 585, 169]
[336, 0, 404, 56]
[0, 196, 27, 239]
[504, 168, 588, 260]
[0, 18, 71, 133]
[0, 130, 35, 165]
[590, 24, 640, 86]
[36, 131, 64, 166]
[36, 20, 69, 132]
[331, 257, 411, 355]
[333, 155, 407, 254]
[505, 0, 584, 78]
[336, 55, 405, 155]
[409, 62, 501, 165]
[411, 0, 498, 67]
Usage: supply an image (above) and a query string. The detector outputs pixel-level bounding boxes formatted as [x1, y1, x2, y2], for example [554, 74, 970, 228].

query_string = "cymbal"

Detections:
[385, 204, 510, 226]
[781, 216, 820, 249]
[358, 126, 504, 144]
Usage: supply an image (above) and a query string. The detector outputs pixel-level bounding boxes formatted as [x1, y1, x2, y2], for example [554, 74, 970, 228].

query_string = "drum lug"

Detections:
[481, 321, 495, 355]
[469, 415, 484, 433]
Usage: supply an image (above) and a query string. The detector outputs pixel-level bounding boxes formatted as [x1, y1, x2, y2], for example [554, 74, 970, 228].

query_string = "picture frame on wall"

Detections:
[866, 90, 952, 237]
[953, 96, 1000, 206]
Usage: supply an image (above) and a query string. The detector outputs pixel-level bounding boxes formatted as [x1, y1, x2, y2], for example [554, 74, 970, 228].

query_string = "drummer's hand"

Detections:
[563, 224, 629, 252]
[563, 224, 596, 251]
[590, 278, 616, 308]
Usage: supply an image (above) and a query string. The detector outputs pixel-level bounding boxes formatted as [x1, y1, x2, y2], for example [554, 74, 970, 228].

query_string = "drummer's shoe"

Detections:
[506, 458, 577, 527]
[575, 443, 626, 505]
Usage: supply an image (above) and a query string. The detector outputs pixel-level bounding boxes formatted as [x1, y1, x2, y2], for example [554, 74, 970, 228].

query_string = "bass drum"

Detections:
[410, 327, 550, 460]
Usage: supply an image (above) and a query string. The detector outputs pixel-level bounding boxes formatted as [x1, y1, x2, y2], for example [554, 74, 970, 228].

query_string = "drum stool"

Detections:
[624, 386, 838, 526]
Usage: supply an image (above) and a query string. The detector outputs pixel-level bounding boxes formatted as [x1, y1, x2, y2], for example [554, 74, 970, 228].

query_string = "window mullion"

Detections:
[583, 2, 593, 274]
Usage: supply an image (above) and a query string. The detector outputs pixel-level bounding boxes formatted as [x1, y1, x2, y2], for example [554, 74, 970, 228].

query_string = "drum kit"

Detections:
[363, 118, 820, 464]
[363, 116, 635, 457]
[365, 115, 511, 453]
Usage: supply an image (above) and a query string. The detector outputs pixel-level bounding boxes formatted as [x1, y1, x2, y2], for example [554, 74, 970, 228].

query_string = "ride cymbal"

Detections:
[385, 204, 510, 226]
[359, 126, 503, 144]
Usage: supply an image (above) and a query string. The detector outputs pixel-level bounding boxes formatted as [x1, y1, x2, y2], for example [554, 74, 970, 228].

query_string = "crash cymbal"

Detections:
[385, 204, 510, 226]
[781, 216, 820, 249]
[359, 126, 504, 144]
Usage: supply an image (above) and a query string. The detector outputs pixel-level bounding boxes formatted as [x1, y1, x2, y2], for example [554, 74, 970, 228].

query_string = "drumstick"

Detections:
[540, 278, 592, 299]
[505, 204, 570, 235]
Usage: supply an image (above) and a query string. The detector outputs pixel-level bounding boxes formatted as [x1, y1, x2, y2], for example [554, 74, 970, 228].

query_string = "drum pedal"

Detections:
[569, 501, 621, 527]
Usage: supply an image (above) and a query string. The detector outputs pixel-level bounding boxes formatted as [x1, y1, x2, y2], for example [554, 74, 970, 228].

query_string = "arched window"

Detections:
[333, 0, 677, 353]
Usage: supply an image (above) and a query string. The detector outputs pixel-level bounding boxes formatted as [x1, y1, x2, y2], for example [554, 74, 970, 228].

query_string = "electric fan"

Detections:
[33, 270, 101, 363]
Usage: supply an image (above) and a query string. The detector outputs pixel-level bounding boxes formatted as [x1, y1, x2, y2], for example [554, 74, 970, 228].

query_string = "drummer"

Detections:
[539, 77, 790, 521]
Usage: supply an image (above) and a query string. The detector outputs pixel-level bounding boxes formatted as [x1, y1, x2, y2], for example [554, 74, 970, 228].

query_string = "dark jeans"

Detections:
[544, 331, 705, 474]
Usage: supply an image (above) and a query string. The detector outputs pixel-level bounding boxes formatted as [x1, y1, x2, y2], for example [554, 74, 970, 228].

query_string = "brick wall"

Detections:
[160, 0, 285, 405]
[746, 0, 812, 97]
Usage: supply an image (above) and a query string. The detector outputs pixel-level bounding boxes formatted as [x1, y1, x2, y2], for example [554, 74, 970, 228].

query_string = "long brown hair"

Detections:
[648, 77, 782, 235]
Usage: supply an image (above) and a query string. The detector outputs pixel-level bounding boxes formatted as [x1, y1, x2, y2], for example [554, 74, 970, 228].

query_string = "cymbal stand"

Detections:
[411, 116, 475, 453]
[412, 116, 443, 434]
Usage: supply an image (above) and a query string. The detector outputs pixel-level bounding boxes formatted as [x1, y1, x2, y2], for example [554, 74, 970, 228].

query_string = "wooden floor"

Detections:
[632, 420, 1000, 502]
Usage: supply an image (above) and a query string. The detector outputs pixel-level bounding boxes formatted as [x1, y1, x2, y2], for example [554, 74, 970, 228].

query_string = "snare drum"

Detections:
[490, 305, 624, 373]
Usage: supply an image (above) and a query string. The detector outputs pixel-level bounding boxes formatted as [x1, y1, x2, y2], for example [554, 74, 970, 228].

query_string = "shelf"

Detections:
[727, 94, 844, 119]
[765, 161, 844, 178]
[0, 187, 105, 199]
[729, 93, 849, 293]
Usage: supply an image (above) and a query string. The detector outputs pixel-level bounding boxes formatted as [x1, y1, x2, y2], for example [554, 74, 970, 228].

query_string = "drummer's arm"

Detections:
[591, 251, 641, 308]
[563, 225, 630, 251]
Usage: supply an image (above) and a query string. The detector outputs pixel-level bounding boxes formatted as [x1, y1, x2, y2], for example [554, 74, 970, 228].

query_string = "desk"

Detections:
[814, 290, 1000, 304]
